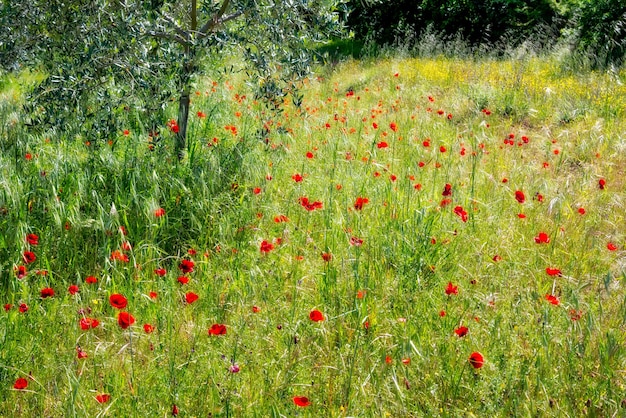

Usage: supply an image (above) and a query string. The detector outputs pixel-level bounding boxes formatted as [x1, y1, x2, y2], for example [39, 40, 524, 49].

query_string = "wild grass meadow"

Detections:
[1, 55, 625, 416]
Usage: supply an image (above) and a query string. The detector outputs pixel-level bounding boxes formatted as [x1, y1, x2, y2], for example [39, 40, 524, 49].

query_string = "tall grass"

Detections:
[0, 54, 625, 416]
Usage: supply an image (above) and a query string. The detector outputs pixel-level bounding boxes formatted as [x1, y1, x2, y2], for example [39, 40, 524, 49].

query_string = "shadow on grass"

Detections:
[316, 38, 366, 61]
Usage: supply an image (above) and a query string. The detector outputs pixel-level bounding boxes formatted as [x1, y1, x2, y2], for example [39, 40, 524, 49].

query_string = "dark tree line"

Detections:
[347, 0, 626, 67]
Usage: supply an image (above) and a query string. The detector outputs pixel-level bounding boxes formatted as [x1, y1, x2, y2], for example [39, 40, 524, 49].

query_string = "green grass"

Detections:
[1, 54, 625, 417]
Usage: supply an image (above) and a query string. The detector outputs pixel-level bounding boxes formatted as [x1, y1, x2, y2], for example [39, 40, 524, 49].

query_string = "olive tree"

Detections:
[0, 0, 342, 156]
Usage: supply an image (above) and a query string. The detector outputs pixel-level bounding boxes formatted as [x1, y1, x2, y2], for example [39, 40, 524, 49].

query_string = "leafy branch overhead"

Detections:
[0, 0, 343, 154]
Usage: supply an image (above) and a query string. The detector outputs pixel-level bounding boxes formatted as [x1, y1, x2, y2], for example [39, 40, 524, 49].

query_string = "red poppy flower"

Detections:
[545, 294, 560, 305]
[19, 303, 28, 313]
[26, 233, 39, 246]
[598, 179, 606, 189]
[292, 173, 304, 182]
[177, 276, 189, 285]
[442, 183, 452, 197]
[260, 240, 274, 253]
[85, 276, 98, 284]
[253, 187, 261, 195]
[546, 267, 562, 276]
[469, 352, 484, 369]
[154, 268, 167, 276]
[607, 242, 618, 251]
[149, 291, 158, 299]
[154, 207, 166, 217]
[13, 377, 28, 390]
[350, 236, 363, 246]
[454, 326, 468, 337]
[252, 305, 260, 313]
[321, 252, 332, 262]
[390, 122, 398, 132]
[534, 232, 550, 244]
[309, 309, 325, 322]
[439, 145, 447, 153]
[208, 323, 227, 335]
[95, 394, 110, 403]
[40, 287, 54, 298]
[179, 259, 194, 273]
[15, 265, 27, 279]
[299, 197, 323, 211]
[274, 214, 289, 223]
[306, 151, 314, 159]
[76, 347, 88, 359]
[143, 324, 154, 334]
[185, 292, 199, 304]
[517, 213, 526, 219]
[439, 310, 446, 317]
[22, 251, 36, 264]
[117, 311, 135, 329]
[445, 282, 458, 296]
[110, 250, 129, 262]
[377, 141, 388, 149]
[453, 206, 468, 223]
[109, 293, 128, 309]
[570, 309, 582, 321]
[354, 197, 369, 210]
[79, 317, 99, 330]
[293, 396, 311, 407]
[4, 304, 12, 311]
[172, 404, 179, 416]
[578, 207, 586, 215]
[515, 190, 525, 204]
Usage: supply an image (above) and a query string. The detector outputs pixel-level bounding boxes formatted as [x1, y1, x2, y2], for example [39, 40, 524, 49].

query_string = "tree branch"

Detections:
[199, 0, 241, 35]
[146, 30, 190, 47]
[199, 10, 244, 36]
[191, 0, 197, 31]
[220, 11, 245, 26]
[159, 11, 190, 40]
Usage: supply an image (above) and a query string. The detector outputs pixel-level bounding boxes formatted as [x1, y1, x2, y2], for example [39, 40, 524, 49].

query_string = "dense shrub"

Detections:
[573, 0, 626, 68]
[345, 0, 626, 66]
[347, 0, 559, 50]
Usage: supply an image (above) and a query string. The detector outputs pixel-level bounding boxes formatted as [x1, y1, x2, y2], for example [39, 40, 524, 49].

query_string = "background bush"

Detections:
[345, 0, 626, 67]
[573, 0, 626, 68]
[347, 0, 560, 50]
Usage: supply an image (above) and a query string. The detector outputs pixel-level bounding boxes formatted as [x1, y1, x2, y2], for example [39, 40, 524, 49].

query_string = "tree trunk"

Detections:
[176, 89, 190, 159]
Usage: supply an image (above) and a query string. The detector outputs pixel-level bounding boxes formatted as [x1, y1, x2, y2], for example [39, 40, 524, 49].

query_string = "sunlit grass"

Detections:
[0, 54, 625, 416]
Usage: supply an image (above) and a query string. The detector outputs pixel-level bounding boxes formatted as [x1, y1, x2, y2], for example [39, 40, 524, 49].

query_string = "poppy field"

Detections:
[1, 56, 626, 416]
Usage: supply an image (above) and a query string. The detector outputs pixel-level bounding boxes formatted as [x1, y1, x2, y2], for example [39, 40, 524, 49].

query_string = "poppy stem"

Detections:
[452, 361, 467, 398]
